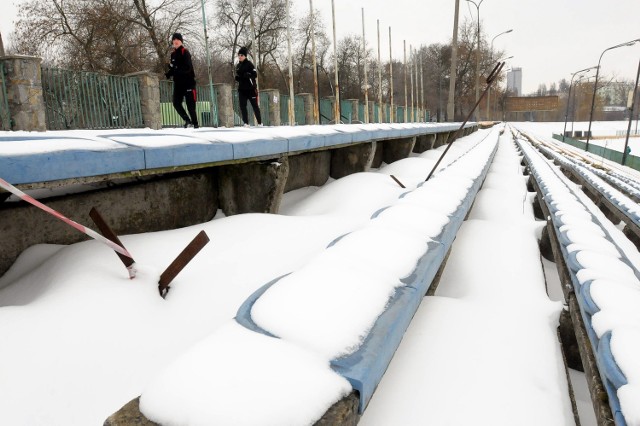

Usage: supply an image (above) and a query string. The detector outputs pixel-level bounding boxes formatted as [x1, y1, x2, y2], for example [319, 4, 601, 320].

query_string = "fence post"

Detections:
[214, 83, 234, 128]
[260, 88, 281, 126]
[127, 71, 161, 130]
[1, 55, 46, 131]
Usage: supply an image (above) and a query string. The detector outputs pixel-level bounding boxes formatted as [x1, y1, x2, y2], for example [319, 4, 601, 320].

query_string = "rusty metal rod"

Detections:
[158, 230, 210, 298]
[89, 207, 136, 279]
[390, 174, 406, 188]
[425, 62, 504, 181]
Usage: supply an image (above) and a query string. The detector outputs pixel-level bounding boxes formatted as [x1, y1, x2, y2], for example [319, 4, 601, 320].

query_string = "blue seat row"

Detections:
[235, 128, 498, 413]
[537, 143, 640, 231]
[0, 124, 474, 186]
[516, 135, 637, 426]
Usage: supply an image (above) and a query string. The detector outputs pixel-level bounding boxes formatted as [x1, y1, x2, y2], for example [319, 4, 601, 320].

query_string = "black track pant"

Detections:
[173, 87, 198, 126]
[239, 89, 262, 125]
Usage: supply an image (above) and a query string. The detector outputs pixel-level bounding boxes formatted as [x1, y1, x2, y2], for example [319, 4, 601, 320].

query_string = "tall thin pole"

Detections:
[622, 59, 640, 165]
[420, 51, 425, 121]
[331, 0, 340, 123]
[414, 48, 419, 121]
[446, 0, 460, 121]
[389, 27, 394, 123]
[286, 0, 295, 125]
[410, 45, 415, 122]
[403, 40, 408, 123]
[248, 0, 259, 92]
[309, 0, 320, 124]
[362, 8, 369, 123]
[200, 0, 216, 127]
[471, 1, 483, 121]
[377, 19, 383, 123]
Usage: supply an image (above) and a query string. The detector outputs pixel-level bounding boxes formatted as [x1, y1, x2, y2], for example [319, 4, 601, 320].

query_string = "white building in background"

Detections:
[507, 67, 523, 96]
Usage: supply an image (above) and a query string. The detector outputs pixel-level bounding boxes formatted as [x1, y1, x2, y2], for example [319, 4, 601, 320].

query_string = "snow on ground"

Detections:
[0, 129, 489, 425]
[359, 130, 575, 426]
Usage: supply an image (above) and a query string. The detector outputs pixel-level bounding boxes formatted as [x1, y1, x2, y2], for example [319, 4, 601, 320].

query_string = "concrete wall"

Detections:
[0, 172, 217, 278]
[0, 126, 477, 277]
[1, 55, 46, 131]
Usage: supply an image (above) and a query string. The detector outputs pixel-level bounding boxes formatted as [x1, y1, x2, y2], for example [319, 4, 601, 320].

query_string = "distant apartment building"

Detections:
[507, 67, 523, 96]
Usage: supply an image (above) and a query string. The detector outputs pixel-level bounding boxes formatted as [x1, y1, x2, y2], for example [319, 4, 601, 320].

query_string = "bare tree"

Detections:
[12, 0, 201, 74]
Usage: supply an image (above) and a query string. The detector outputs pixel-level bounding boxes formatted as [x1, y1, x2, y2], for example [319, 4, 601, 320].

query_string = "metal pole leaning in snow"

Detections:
[89, 208, 137, 279]
[331, 0, 340, 123]
[390, 175, 406, 188]
[362, 8, 369, 124]
[0, 177, 134, 262]
[286, 0, 295, 125]
[425, 62, 504, 181]
[309, 0, 320, 124]
[158, 230, 210, 298]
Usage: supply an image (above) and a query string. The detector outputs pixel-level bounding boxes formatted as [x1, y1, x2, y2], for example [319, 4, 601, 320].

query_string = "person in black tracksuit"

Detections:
[235, 46, 262, 126]
[165, 33, 199, 128]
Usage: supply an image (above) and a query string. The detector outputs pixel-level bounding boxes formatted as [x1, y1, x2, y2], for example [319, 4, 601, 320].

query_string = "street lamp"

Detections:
[562, 66, 597, 142]
[487, 54, 512, 121]
[466, 0, 484, 121]
[487, 30, 513, 120]
[622, 59, 640, 166]
[585, 38, 640, 151]
[571, 76, 593, 136]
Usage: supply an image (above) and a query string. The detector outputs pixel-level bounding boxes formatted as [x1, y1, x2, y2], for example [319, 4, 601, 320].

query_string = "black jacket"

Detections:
[235, 59, 258, 93]
[166, 45, 196, 89]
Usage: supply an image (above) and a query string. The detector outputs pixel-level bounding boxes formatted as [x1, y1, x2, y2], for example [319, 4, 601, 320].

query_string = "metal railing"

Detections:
[232, 89, 268, 126]
[42, 67, 144, 130]
[339, 101, 353, 123]
[280, 94, 290, 125]
[319, 99, 333, 124]
[160, 80, 219, 128]
[0, 62, 10, 130]
[294, 95, 305, 125]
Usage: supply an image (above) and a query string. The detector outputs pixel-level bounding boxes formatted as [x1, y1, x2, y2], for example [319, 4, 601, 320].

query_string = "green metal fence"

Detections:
[339, 101, 352, 123]
[552, 133, 640, 170]
[231, 89, 266, 126]
[160, 80, 218, 128]
[280, 94, 290, 125]
[42, 67, 144, 130]
[320, 99, 333, 124]
[294, 95, 305, 125]
[358, 103, 365, 123]
[0, 62, 10, 130]
[396, 106, 405, 123]
[260, 92, 270, 126]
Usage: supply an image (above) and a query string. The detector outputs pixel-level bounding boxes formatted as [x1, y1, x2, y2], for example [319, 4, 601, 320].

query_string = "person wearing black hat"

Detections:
[235, 46, 262, 126]
[166, 33, 199, 128]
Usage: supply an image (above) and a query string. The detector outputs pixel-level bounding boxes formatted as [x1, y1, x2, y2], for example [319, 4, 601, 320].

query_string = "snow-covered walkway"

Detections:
[360, 130, 576, 425]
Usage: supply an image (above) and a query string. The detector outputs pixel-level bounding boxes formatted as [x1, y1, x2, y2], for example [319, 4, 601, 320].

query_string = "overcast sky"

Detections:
[2, 0, 639, 94]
